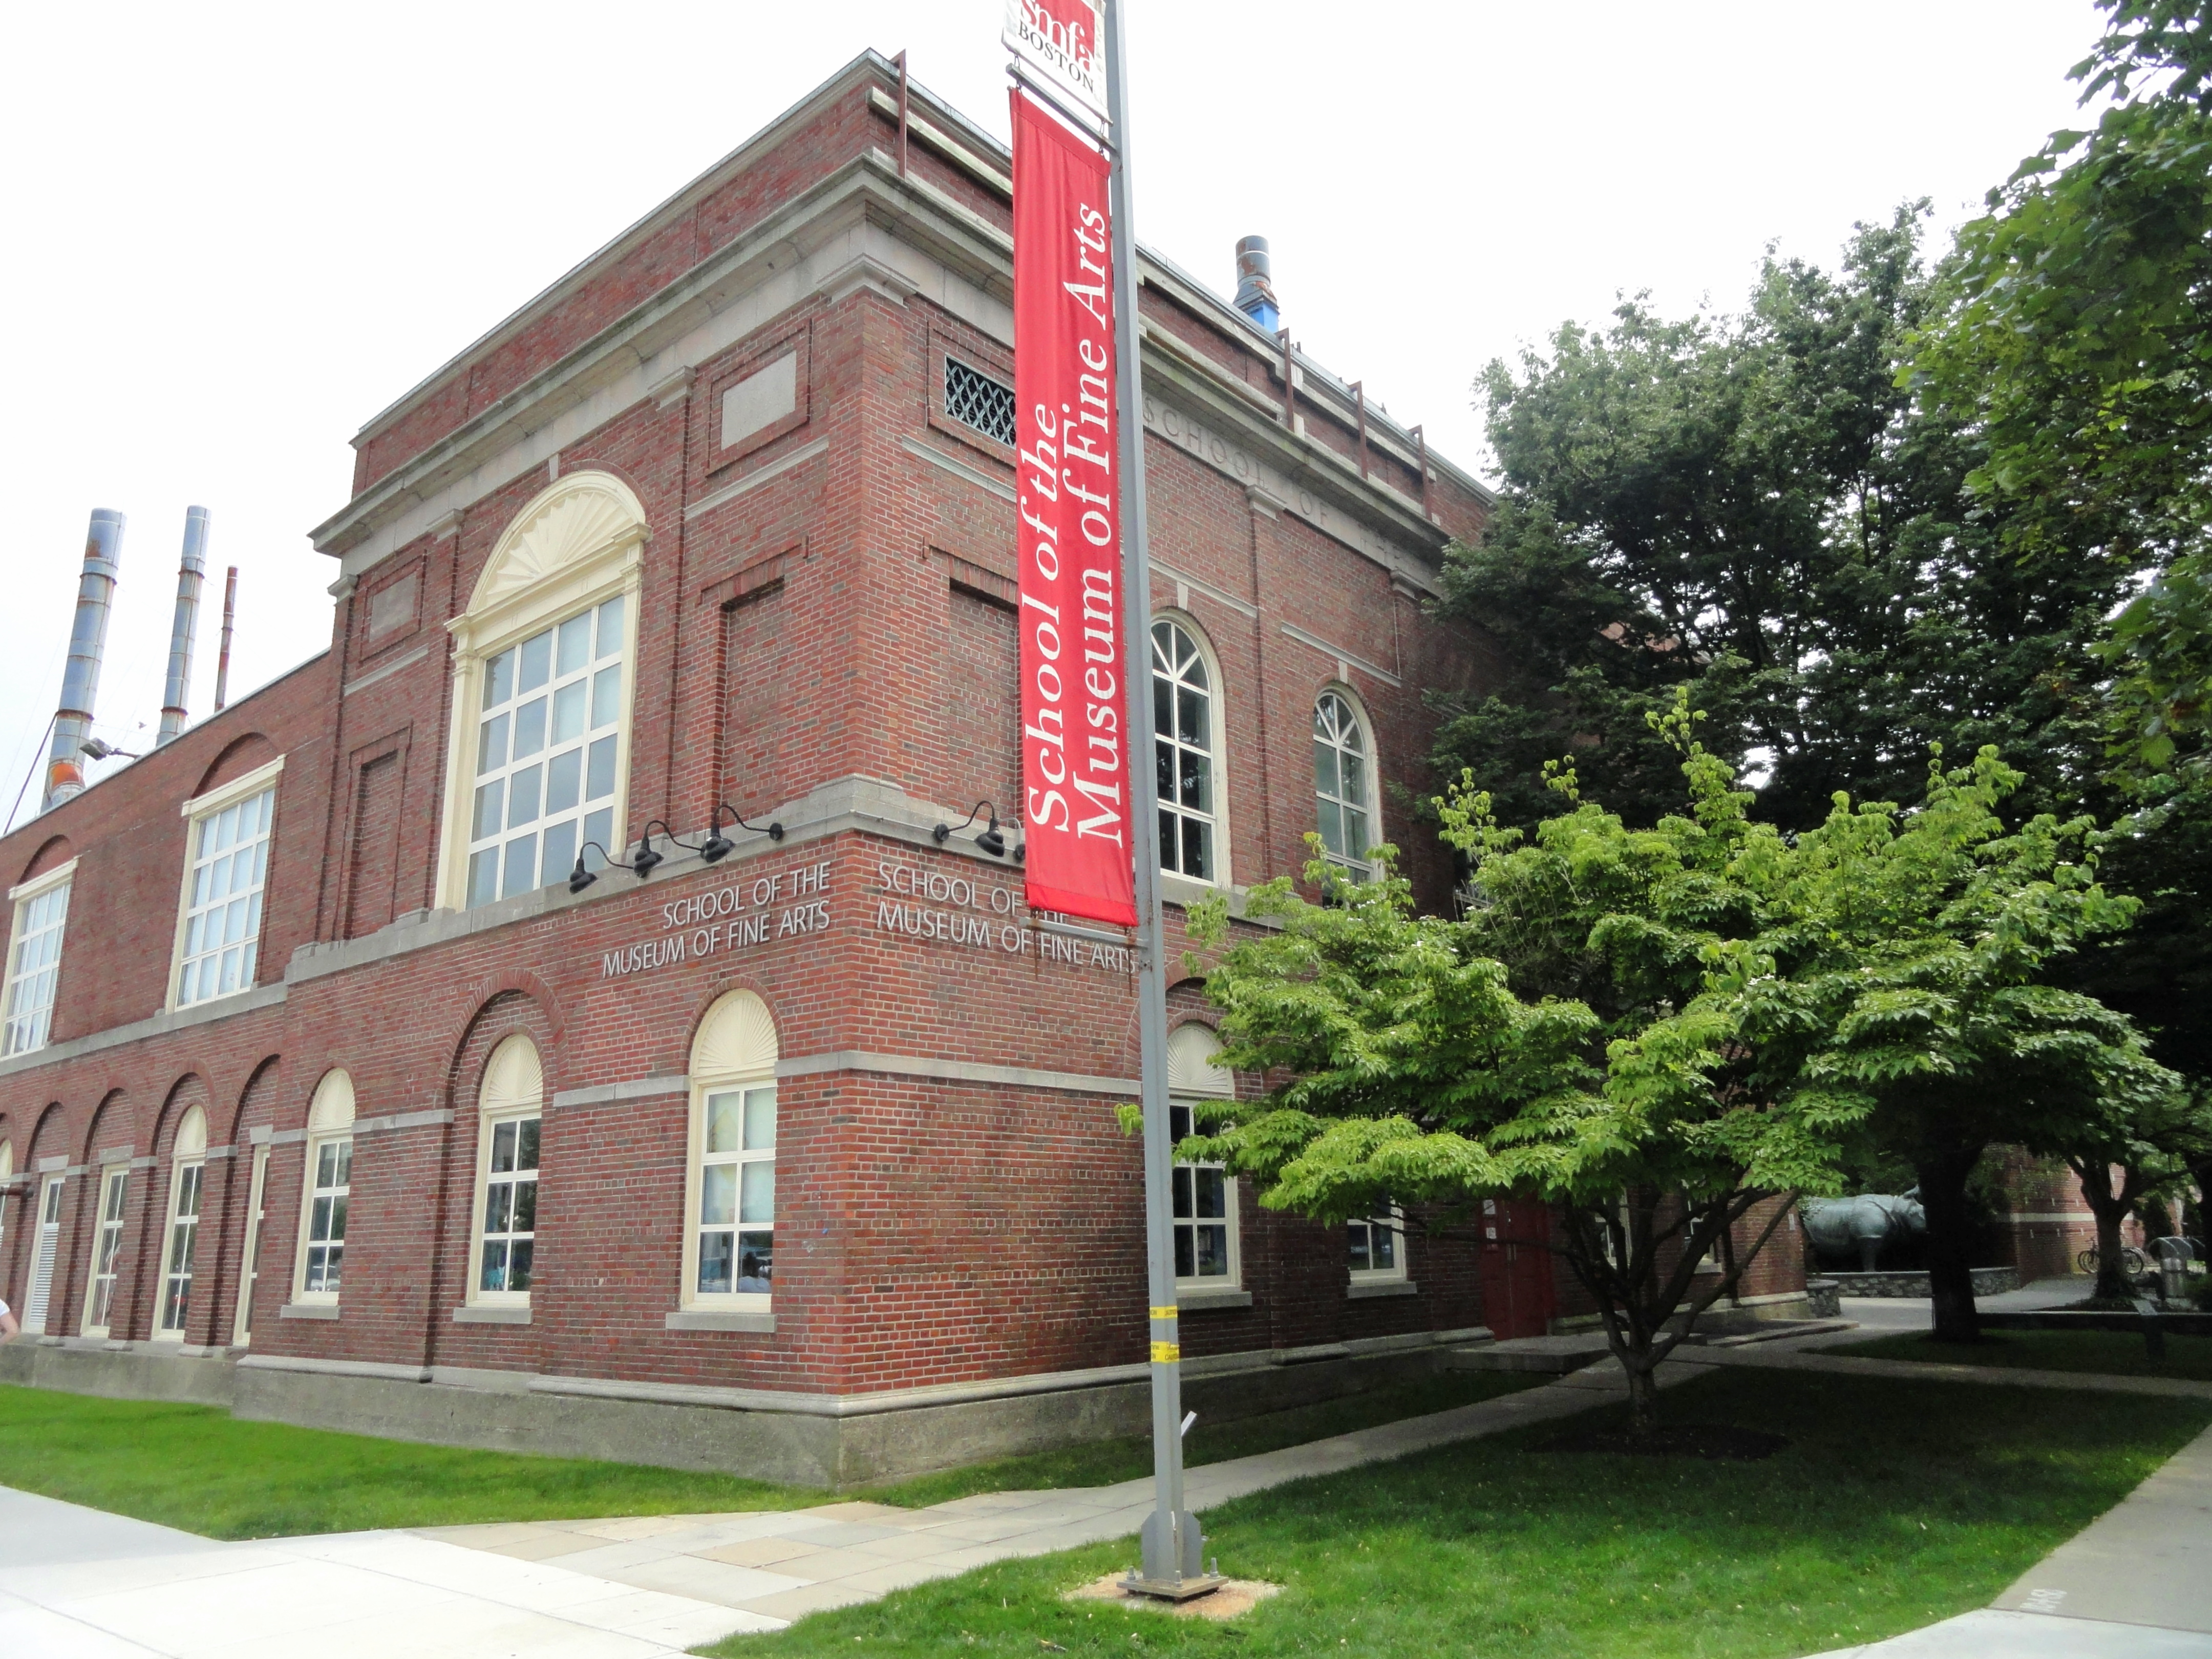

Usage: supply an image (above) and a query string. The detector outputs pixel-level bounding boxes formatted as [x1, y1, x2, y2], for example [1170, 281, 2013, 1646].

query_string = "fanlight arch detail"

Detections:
[691, 990, 778, 1080]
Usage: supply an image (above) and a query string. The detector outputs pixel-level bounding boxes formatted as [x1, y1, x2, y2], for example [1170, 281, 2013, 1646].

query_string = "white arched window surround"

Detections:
[434, 472, 648, 912]
[1150, 612, 1233, 888]
[0, 1138, 14, 1302]
[1166, 1022, 1240, 1293]
[678, 990, 779, 1330]
[466, 1035, 544, 1312]
[156, 1105, 209, 1338]
[292, 1070, 355, 1307]
[1312, 684, 1382, 880]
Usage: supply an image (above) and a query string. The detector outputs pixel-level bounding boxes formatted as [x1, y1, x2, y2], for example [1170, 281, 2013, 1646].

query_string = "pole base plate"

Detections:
[1119, 1572, 1226, 1603]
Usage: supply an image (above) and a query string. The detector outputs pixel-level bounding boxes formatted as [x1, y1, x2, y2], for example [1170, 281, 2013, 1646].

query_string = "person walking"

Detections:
[0, 1296, 18, 1340]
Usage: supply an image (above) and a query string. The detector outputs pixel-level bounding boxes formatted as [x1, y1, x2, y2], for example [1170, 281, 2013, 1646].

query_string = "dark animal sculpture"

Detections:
[1800, 1193, 1927, 1272]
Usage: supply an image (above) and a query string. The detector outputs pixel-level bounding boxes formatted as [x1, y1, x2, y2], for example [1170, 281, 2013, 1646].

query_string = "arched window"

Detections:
[1313, 690, 1377, 879]
[293, 1070, 355, 1306]
[1166, 1023, 1238, 1291]
[81, 1158, 129, 1337]
[156, 1105, 208, 1337]
[469, 1036, 543, 1307]
[436, 473, 647, 910]
[1152, 619, 1225, 883]
[683, 991, 779, 1316]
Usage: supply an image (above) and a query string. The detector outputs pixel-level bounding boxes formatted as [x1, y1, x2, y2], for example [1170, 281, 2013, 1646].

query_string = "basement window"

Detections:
[945, 357, 1016, 447]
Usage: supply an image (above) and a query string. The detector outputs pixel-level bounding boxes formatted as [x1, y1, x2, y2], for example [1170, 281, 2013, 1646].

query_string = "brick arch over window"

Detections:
[78, 1088, 133, 1164]
[193, 733, 279, 799]
[18, 835, 72, 887]
[434, 471, 649, 912]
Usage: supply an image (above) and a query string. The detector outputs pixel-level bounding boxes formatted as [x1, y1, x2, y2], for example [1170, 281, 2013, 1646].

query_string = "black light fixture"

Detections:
[569, 842, 611, 894]
[630, 820, 674, 879]
[79, 737, 139, 761]
[933, 800, 1007, 858]
[695, 802, 785, 863]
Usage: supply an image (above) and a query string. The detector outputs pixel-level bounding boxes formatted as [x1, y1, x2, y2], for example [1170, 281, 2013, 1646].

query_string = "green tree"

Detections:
[1435, 212, 2132, 837]
[1179, 712, 1862, 1434]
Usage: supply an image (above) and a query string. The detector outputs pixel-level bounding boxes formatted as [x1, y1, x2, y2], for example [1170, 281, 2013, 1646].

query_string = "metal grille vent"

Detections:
[945, 358, 1016, 446]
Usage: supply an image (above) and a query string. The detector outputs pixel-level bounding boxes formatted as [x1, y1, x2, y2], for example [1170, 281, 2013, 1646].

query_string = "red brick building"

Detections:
[0, 53, 1800, 1482]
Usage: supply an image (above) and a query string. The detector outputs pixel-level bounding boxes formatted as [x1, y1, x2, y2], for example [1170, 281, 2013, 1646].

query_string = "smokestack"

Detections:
[42, 509, 125, 813]
[214, 566, 238, 712]
[157, 507, 210, 746]
[1233, 236, 1279, 333]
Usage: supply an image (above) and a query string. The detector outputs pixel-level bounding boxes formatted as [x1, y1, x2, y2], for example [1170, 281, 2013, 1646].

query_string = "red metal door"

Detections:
[1478, 1198, 1557, 1339]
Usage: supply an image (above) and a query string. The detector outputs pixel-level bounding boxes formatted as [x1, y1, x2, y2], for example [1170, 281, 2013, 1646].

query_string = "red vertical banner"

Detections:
[1012, 91, 1136, 927]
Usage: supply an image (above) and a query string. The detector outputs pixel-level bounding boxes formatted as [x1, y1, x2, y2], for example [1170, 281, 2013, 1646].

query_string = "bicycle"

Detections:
[2077, 1244, 2150, 1277]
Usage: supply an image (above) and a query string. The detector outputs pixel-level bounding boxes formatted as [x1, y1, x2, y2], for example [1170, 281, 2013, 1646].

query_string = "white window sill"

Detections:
[1347, 1278, 1417, 1300]
[665, 1309, 775, 1333]
[279, 1301, 339, 1320]
[171, 986, 259, 1017]
[453, 1304, 531, 1325]
[1175, 1286, 1252, 1311]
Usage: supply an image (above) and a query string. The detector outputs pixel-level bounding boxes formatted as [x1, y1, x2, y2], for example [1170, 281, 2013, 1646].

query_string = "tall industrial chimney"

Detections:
[157, 507, 210, 746]
[1233, 236, 1280, 332]
[214, 566, 238, 712]
[42, 509, 125, 813]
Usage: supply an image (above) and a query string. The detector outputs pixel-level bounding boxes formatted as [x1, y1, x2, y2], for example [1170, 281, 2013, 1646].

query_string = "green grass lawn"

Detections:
[700, 1368, 2212, 1658]
[0, 1369, 1540, 1539]
[1835, 1328, 2212, 1381]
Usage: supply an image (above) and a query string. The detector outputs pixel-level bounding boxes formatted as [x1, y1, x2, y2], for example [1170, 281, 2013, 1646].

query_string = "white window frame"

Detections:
[233, 1143, 269, 1346]
[169, 756, 284, 1011]
[467, 1036, 543, 1309]
[682, 991, 780, 1314]
[1151, 614, 1233, 888]
[291, 1070, 355, 1307]
[0, 1138, 12, 1272]
[434, 473, 647, 912]
[1347, 1207, 1409, 1286]
[3, 859, 75, 1056]
[80, 1164, 130, 1336]
[155, 1107, 208, 1341]
[1166, 1023, 1240, 1293]
[1313, 686, 1380, 880]
[23, 1172, 63, 1335]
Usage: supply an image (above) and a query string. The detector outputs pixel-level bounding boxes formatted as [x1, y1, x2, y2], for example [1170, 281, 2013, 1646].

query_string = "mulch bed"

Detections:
[1541, 1423, 1790, 1461]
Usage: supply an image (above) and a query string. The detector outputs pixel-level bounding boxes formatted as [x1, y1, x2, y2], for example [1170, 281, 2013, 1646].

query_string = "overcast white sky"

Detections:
[0, 1, 2108, 827]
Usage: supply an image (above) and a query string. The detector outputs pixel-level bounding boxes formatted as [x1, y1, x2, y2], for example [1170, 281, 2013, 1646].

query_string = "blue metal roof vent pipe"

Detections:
[1233, 236, 1279, 333]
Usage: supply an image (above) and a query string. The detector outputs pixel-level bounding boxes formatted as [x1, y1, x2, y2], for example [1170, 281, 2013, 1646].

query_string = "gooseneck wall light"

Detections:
[695, 802, 785, 863]
[933, 800, 1008, 859]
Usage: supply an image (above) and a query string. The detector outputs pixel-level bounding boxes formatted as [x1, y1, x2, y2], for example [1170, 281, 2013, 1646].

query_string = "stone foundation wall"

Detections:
[1827, 1267, 2019, 1299]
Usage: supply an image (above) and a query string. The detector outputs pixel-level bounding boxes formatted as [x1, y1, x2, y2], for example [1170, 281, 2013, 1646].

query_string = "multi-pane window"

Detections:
[1169, 1100, 1233, 1285]
[466, 595, 626, 908]
[1166, 1023, 1238, 1290]
[1313, 692, 1374, 878]
[478, 1116, 540, 1295]
[85, 1168, 128, 1332]
[234, 1145, 268, 1345]
[302, 1137, 350, 1295]
[945, 357, 1016, 446]
[159, 1163, 203, 1334]
[177, 788, 273, 1007]
[1152, 621, 1218, 882]
[1348, 1211, 1406, 1281]
[697, 1085, 775, 1297]
[3, 878, 70, 1055]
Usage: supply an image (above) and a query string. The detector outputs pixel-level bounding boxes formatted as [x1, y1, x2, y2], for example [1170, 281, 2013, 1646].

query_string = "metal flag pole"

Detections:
[1104, 0, 1216, 1600]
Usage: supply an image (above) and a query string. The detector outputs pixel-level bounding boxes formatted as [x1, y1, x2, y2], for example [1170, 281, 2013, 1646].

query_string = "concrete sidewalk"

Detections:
[0, 1365, 1646, 1655]
[1803, 1417, 2212, 1657]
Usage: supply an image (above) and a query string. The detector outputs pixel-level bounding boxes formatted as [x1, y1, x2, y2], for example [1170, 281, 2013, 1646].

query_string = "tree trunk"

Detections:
[1624, 1354, 1660, 1437]
[2071, 1160, 2137, 1303]
[1916, 1145, 1984, 1343]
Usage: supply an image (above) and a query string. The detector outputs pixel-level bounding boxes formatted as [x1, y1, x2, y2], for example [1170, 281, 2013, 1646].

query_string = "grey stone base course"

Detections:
[0, 1326, 1492, 1488]
[1828, 1267, 2020, 1298]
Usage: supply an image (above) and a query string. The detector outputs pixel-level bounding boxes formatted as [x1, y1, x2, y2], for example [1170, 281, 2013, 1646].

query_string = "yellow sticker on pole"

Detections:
[1150, 1342, 1181, 1364]
[1149, 1307, 1178, 1322]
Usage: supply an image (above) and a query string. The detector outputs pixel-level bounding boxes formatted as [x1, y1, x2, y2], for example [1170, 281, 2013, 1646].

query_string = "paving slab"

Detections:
[1805, 1608, 2212, 1656]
